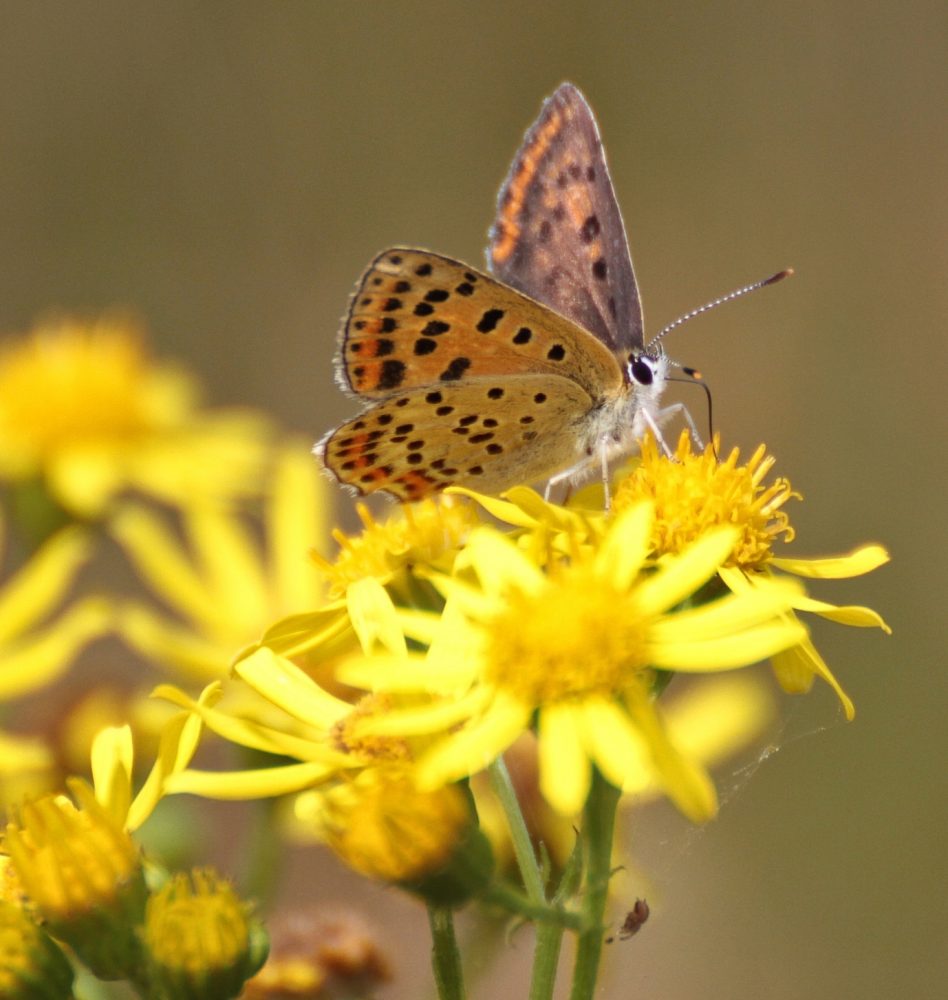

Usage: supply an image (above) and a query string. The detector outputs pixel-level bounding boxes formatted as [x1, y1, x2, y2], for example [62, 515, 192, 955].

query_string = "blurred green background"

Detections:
[1, 3, 943, 998]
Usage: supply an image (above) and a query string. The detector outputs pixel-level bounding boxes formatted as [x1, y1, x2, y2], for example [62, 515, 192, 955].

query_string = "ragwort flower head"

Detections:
[342, 502, 806, 821]
[0, 315, 270, 518]
[3, 778, 148, 979]
[614, 431, 797, 569]
[313, 495, 479, 600]
[614, 432, 890, 718]
[157, 642, 491, 899]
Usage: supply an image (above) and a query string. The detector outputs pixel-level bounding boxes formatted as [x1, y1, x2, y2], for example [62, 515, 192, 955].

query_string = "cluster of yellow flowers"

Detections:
[0, 315, 889, 999]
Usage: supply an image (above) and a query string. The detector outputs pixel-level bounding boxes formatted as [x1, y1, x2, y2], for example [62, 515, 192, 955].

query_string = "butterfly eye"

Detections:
[629, 355, 655, 386]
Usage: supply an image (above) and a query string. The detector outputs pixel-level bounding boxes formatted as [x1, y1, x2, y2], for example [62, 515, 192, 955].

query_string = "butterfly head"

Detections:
[627, 349, 669, 406]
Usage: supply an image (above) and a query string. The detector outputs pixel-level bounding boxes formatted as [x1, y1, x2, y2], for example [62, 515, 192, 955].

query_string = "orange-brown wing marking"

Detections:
[336, 248, 623, 401]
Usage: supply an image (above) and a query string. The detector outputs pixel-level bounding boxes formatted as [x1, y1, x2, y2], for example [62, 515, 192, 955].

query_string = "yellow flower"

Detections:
[3, 778, 148, 979]
[614, 431, 797, 568]
[0, 315, 271, 518]
[340, 503, 807, 821]
[615, 432, 890, 718]
[112, 441, 331, 683]
[307, 768, 487, 895]
[157, 645, 493, 898]
[467, 434, 890, 720]
[0, 514, 109, 807]
[142, 868, 268, 1000]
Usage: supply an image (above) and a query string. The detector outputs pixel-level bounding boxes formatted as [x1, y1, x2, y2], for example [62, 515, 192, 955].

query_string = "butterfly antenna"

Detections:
[647, 268, 793, 353]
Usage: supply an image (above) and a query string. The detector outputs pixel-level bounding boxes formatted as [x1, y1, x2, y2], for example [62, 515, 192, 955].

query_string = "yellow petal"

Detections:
[234, 647, 350, 728]
[627, 697, 718, 822]
[648, 619, 807, 671]
[0, 526, 90, 644]
[594, 501, 652, 590]
[116, 602, 230, 682]
[538, 702, 590, 815]
[634, 526, 738, 617]
[152, 683, 338, 762]
[166, 761, 335, 799]
[576, 697, 651, 796]
[347, 577, 405, 655]
[91, 725, 134, 825]
[771, 638, 855, 720]
[185, 506, 268, 626]
[649, 579, 803, 643]
[111, 504, 221, 629]
[270, 442, 330, 608]
[48, 445, 122, 516]
[417, 694, 528, 789]
[356, 687, 491, 738]
[501, 486, 590, 533]
[0, 729, 53, 777]
[463, 527, 545, 596]
[423, 572, 500, 622]
[337, 651, 474, 694]
[447, 487, 539, 527]
[258, 605, 353, 658]
[0, 597, 110, 699]
[771, 544, 889, 578]
[663, 674, 777, 770]
[790, 594, 891, 632]
[127, 686, 219, 830]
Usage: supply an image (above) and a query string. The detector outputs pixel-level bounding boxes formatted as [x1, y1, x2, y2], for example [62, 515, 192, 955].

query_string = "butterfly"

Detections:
[319, 82, 684, 502]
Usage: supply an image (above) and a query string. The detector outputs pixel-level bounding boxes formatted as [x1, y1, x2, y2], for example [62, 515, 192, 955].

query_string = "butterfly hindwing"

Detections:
[488, 83, 645, 354]
[336, 248, 624, 401]
[320, 374, 597, 501]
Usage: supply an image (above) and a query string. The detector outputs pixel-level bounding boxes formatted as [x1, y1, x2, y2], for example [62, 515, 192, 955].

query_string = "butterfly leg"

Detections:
[543, 436, 615, 508]
[640, 403, 704, 456]
[599, 438, 612, 510]
[544, 453, 597, 500]
[662, 401, 705, 450]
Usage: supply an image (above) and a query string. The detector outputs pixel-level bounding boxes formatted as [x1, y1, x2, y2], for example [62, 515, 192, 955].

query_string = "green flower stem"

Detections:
[428, 905, 466, 1000]
[481, 882, 583, 931]
[487, 757, 562, 1000]
[239, 795, 282, 907]
[487, 757, 545, 904]
[531, 917, 565, 1000]
[569, 768, 620, 1000]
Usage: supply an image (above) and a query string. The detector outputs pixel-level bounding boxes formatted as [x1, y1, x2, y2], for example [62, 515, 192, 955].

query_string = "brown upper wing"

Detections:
[488, 83, 644, 354]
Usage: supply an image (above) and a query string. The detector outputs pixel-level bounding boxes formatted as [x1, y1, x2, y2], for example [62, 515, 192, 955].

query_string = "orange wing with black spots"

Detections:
[336, 248, 624, 402]
[320, 374, 597, 501]
[489, 83, 644, 354]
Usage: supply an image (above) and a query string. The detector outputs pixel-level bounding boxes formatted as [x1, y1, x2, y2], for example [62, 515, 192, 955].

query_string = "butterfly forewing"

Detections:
[337, 248, 623, 400]
[488, 83, 644, 354]
[321, 374, 596, 501]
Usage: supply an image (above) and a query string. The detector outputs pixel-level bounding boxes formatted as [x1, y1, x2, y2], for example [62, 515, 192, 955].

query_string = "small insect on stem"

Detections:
[605, 898, 651, 943]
